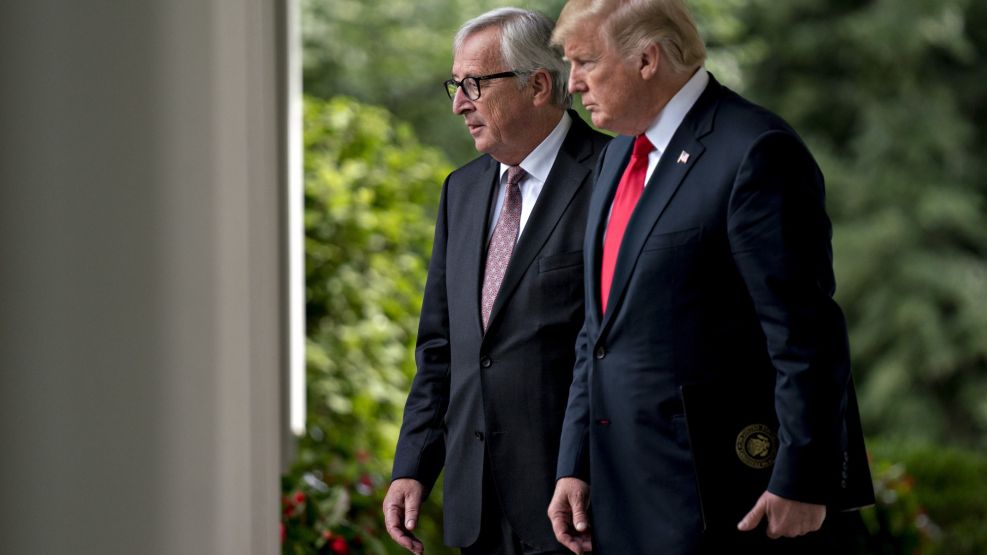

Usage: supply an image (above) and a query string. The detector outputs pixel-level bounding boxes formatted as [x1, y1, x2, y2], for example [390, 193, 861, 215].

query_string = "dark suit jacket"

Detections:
[556, 75, 872, 554]
[392, 112, 610, 549]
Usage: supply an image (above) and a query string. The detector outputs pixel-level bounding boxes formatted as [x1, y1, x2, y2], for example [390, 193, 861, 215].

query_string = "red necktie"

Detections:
[481, 166, 526, 331]
[600, 134, 654, 314]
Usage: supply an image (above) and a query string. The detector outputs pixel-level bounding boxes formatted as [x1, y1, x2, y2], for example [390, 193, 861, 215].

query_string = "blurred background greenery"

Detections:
[281, 0, 987, 553]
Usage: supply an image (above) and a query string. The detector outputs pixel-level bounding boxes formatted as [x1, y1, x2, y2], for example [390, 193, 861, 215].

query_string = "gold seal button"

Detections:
[735, 424, 778, 469]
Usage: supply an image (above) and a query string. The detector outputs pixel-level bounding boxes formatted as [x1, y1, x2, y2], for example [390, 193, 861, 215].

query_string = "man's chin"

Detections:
[472, 137, 489, 153]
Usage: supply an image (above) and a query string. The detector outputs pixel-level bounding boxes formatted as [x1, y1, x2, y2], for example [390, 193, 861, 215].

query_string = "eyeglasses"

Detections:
[443, 71, 523, 101]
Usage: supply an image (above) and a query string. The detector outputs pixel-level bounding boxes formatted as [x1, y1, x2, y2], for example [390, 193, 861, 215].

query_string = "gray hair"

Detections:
[454, 7, 571, 108]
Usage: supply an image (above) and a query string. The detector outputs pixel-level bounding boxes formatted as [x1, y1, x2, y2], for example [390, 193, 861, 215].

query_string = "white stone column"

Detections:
[0, 1, 290, 553]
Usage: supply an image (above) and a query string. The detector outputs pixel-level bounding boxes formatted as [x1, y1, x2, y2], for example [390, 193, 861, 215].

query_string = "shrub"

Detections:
[283, 96, 454, 554]
[862, 440, 987, 555]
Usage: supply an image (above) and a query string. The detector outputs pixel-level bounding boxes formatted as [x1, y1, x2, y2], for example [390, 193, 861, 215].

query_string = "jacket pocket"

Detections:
[642, 226, 702, 252]
[538, 250, 583, 273]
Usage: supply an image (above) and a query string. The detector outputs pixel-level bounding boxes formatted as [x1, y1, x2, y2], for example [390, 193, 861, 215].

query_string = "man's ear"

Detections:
[640, 42, 661, 80]
[529, 69, 554, 106]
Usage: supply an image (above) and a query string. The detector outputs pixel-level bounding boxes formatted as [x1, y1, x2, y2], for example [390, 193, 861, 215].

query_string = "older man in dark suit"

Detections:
[383, 8, 610, 555]
[545, 1, 873, 554]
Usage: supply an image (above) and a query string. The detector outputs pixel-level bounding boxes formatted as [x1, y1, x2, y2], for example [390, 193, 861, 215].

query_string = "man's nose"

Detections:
[567, 67, 585, 94]
[451, 86, 473, 114]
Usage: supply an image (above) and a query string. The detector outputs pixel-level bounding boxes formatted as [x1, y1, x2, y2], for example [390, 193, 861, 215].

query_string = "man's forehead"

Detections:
[453, 37, 504, 74]
[563, 35, 600, 58]
[562, 22, 604, 53]
[452, 53, 502, 76]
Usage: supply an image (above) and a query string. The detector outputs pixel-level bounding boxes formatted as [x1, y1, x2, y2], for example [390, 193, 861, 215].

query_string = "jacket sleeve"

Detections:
[556, 141, 612, 482]
[556, 322, 592, 481]
[390, 176, 453, 494]
[727, 130, 852, 504]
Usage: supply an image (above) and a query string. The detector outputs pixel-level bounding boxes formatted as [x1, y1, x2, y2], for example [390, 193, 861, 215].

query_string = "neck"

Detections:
[633, 68, 695, 136]
[496, 106, 565, 166]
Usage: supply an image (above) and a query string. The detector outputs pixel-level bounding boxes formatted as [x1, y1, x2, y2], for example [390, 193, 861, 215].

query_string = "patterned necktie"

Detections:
[600, 134, 654, 314]
[481, 165, 526, 331]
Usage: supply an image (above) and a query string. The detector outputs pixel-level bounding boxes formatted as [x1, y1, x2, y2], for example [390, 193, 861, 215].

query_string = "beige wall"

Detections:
[0, 1, 290, 553]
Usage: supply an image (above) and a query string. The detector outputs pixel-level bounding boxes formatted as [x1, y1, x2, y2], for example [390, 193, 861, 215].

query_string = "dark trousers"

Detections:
[462, 453, 569, 555]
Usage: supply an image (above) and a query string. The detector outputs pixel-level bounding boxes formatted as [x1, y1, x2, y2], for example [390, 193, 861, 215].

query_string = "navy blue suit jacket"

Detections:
[392, 113, 610, 549]
[557, 75, 870, 554]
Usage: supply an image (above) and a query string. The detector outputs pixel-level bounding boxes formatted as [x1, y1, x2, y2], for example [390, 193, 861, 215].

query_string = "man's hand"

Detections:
[383, 478, 425, 554]
[547, 477, 593, 554]
[737, 490, 826, 539]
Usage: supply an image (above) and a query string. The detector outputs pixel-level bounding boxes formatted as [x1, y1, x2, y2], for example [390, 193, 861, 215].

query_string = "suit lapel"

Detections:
[598, 78, 722, 334]
[485, 115, 595, 331]
[585, 136, 633, 326]
[470, 158, 502, 333]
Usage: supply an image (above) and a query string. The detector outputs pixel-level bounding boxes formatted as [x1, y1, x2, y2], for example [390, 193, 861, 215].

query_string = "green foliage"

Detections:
[283, 95, 453, 554]
[281, 475, 386, 555]
[865, 440, 987, 554]
[729, 0, 987, 447]
[861, 460, 938, 554]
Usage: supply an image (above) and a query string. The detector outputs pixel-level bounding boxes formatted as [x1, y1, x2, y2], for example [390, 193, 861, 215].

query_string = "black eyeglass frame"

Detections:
[443, 70, 524, 101]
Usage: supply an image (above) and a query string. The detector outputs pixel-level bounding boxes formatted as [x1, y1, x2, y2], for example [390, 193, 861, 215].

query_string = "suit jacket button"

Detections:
[474, 431, 484, 441]
[480, 356, 492, 368]
[594, 346, 606, 359]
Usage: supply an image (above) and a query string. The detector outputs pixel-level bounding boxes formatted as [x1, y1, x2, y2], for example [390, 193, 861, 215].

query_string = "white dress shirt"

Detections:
[487, 112, 573, 241]
[641, 67, 709, 183]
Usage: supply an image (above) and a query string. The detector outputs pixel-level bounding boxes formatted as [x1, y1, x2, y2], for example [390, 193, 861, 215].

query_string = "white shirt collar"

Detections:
[643, 67, 709, 155]
[499, 111, 572, 182]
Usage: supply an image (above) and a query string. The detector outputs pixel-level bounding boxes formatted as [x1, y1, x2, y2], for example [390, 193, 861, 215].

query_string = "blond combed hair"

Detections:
[553, 0, 706, 74]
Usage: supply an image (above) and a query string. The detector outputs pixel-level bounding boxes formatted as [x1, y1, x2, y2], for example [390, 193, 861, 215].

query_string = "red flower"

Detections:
[293, 490, 306, 505]
[330, 537, 349, 554]
[323, 530, 333, 540]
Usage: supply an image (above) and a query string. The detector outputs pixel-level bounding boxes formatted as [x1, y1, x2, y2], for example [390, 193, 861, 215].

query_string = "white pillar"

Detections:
[0, 1, 289, 553]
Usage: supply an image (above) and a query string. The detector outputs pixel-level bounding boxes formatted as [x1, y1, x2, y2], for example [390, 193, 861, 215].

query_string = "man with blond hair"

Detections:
[383, 7, 610, 555]
[545, 0, 872, 553]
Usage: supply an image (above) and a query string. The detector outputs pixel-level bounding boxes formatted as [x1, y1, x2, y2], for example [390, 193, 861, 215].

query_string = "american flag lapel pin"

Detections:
[677, 150, 690, 164]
